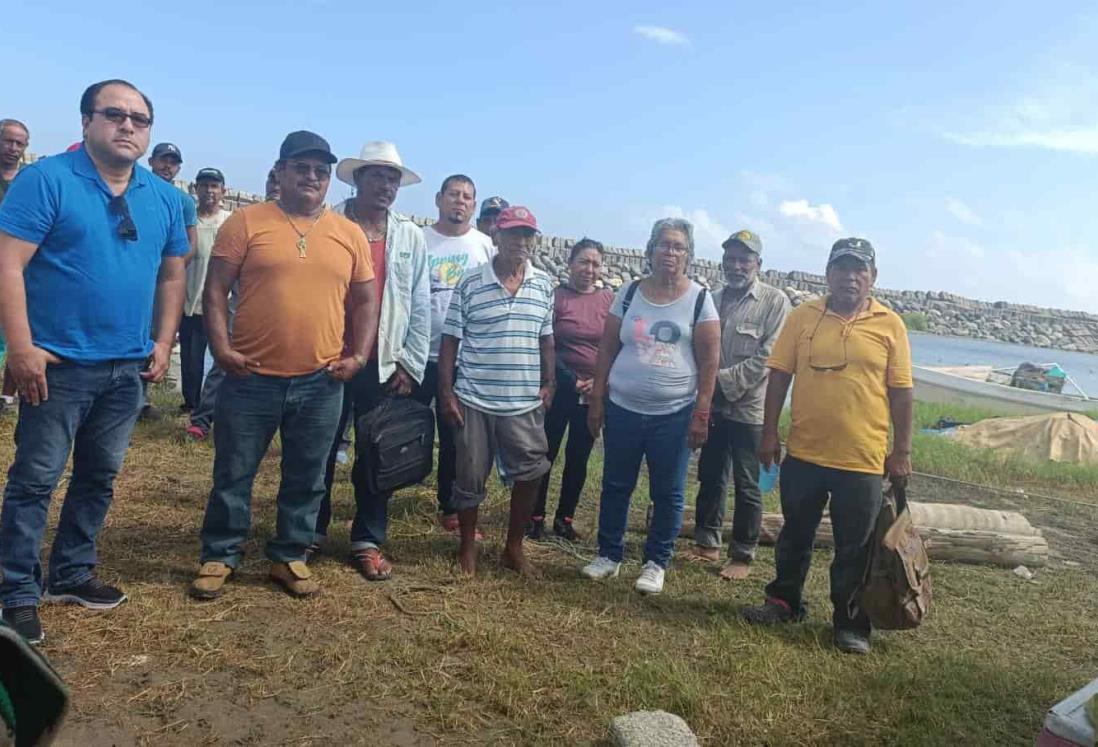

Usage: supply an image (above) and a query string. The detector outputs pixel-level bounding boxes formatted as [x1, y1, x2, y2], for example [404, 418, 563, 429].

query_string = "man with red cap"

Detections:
[438, 206, 555, 576]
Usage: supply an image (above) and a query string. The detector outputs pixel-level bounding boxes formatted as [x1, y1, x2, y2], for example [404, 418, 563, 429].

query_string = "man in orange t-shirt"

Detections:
[189, 131, 378, 602]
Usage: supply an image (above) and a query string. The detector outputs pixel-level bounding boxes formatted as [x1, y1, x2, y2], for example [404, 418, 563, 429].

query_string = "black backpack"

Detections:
[352, 397, 435, 495]
[621, 280, 708, 326]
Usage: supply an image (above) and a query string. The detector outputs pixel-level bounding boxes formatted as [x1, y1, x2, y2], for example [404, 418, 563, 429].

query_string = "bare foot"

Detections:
[499, 546, 537, 577]
[719, 560, 751, 580]
[683, 545, 721, 563]
[458, 541, 477, 576]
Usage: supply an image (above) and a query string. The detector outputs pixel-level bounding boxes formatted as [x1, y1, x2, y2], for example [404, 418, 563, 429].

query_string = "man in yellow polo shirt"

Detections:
[742, 237, 913, 655]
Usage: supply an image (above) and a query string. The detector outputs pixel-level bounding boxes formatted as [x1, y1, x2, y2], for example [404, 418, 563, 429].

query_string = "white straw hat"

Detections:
[335, 141, 421, 188]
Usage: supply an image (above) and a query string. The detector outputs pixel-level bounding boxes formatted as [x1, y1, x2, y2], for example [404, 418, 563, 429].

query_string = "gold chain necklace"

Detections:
[277, 203, 325, 258]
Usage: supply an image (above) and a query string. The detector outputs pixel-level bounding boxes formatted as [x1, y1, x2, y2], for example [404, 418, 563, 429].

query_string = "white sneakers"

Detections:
[581, 557, 666, 594]
[581, 556, 621, 579]
[634, 561, 665, 594]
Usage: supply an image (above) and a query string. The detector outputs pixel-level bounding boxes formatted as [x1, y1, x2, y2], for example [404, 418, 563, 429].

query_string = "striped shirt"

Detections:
[443, 260, 554, 415]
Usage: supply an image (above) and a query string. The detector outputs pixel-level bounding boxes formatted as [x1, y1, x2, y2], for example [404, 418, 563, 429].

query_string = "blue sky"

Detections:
[9, 0, 1098, 310]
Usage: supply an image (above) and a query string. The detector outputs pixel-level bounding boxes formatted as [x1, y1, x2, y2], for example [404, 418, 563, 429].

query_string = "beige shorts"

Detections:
[452, 404, 550, 510]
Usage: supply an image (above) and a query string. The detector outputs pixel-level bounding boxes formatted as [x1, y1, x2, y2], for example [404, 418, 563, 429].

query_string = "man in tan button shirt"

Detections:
[687, 230, 789, 579]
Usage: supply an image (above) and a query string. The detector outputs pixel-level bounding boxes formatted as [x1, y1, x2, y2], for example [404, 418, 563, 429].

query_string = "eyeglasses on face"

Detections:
[92, 107, 153, 129]
[654, 241, 689, 255]
[287, 161, 331, 179]
[108, 196, 139, 241]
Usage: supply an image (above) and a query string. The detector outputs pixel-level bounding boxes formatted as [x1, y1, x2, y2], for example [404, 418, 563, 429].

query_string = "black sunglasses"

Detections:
[108, 196, 139, 242]
[92, 107, 153, 130]
[287, 161, 331, 179]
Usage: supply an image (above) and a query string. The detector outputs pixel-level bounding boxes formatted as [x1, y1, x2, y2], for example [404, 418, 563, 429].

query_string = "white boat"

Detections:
[912, 364, 1095, 416]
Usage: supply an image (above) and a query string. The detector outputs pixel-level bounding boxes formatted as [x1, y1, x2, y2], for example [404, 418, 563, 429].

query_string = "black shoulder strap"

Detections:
[621, 279, 641, 315]
[692, 287, 708, 327]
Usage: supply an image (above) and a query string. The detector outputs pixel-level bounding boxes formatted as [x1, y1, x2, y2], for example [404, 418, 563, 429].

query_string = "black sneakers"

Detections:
[553, 517, 580, 542]
[1, 605, 44, 645]
[42, 577, 127, 610]
[525, 517, 546, 541]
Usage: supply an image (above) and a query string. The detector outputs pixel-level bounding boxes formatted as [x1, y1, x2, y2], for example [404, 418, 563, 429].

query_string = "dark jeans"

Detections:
[533, 382, 595, 522]
[199, 369, 343, 567]
[178, 315, 208, 409]
[315, 360, 394, 549]
[765, 456, 883, 635]
[694, 416, 763, 561]
[413, 361, 457, 515]
[190, 362, 225, 432]
[596, 400, 693, 569]
[0, 360, 143, 607]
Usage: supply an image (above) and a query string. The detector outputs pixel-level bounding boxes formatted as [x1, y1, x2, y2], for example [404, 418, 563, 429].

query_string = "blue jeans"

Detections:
[190, 362, 225, 432]
[199, 369, 343, 567]
[315, 360, 394, 550]
[596, 400, 693, 568]
[0, 360, 143, 607]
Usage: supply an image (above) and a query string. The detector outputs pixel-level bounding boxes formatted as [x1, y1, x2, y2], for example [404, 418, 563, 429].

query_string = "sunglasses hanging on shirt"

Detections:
[108, 195, 138, 242]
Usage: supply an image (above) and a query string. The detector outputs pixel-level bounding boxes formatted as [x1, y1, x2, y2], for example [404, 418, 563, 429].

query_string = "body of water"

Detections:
[909, 332, 1098, 396]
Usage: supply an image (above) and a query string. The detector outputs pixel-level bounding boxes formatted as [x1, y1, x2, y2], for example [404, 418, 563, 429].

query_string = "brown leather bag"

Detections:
[856, 483, 932, 630]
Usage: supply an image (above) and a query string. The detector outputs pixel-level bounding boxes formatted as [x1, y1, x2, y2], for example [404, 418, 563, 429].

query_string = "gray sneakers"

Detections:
[581, 556, 621, 579]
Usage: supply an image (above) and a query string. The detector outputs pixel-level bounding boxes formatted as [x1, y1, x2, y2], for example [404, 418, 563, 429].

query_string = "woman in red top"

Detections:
[528, 239, 613, 540]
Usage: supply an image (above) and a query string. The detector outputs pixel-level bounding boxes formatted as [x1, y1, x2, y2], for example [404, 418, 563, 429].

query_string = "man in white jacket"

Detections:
[310, 141, 430, 581]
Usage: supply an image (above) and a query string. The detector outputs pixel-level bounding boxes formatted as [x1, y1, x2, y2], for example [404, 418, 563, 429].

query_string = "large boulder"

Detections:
[610, 711, 699, 747]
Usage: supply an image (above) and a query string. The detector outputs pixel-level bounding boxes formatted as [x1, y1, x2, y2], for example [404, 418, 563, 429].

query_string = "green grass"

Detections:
[6, 384, 1097, 745]
[900, 311, 931, 331]
[910, 402, 1098, 499]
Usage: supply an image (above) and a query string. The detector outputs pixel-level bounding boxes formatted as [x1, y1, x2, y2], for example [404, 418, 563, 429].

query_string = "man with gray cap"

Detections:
[686, 230, 789, 580]
[742, 238, 913, 655]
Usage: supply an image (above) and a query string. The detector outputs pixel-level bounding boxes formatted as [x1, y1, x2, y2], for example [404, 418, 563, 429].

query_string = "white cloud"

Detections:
[940, 66, 1098, 155]
[632, 25, 689, 46]
[658, 206, 730, 254]
[945, 197, 983, 227]
[882, 231, 1098, 313]
[944, 127, 1098, 155]
[778, 199, 844, 233]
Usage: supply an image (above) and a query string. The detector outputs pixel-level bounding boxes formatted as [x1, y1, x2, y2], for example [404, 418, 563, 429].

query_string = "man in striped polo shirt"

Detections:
[438, 206, 555, 576]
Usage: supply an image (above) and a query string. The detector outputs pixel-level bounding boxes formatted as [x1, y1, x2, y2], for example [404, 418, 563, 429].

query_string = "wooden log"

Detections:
[664, 502, 1049, 568]
[758, 514, 1048, 568]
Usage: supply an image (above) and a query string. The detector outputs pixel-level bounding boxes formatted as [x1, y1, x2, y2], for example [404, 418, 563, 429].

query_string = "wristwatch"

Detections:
[354, 354, 368, 368]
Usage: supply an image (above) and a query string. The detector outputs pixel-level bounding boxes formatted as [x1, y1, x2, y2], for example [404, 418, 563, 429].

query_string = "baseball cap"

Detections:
[151, 143, 183, 162]
[195, 167, 225, 183]
[722, 229, 762, 256]
[279, 130, 337, 164]
[478, 196, 509, 218]
[828, 237, 875, 267]
[495, 206, 538, 231]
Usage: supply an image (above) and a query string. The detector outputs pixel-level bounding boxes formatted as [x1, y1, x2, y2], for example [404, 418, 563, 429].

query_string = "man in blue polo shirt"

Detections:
[0, 79, 189, 645]
[438, 206, 555, 577]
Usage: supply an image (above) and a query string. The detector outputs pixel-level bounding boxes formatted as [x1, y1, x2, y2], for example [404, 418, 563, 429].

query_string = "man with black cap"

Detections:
[476, 195, 508, 238]
[148, 143, 197, 253]
[686, 230, 789, 580]
[742, 237, 913, 655]
[178, 167, 231, 414]
[140, 143, 197, 419]
[190, 131, 378, 601]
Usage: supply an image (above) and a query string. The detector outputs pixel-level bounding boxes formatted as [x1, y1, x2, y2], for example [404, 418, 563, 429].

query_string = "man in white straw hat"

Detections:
[310, 141, 430, 582]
